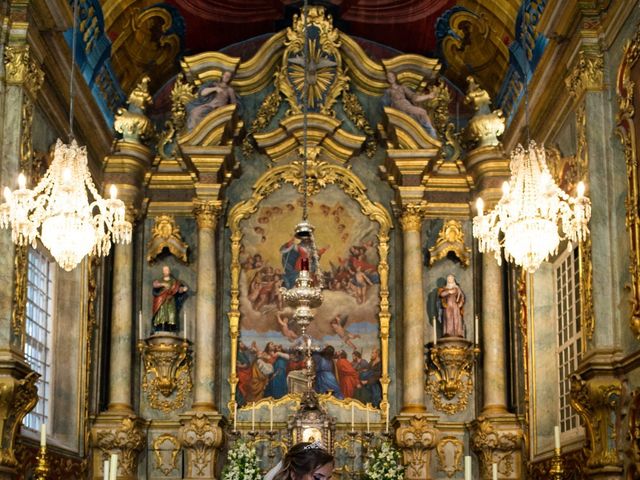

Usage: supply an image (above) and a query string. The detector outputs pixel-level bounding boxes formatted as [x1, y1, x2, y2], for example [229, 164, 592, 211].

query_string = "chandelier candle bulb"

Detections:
[17, 173, 26, 189]
[40, 423, 46, 447]
[110, 184, 117, 200]
[476, 197, 484, 216]
[464, 456, 471, 480]
[554, 425, 561, 450]
[492, 463, 498, 480]
[103, 460, 109, 480]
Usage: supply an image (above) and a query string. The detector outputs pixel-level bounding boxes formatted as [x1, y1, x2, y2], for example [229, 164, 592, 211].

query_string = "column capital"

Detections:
[193, 199, 222, 230]
[396, 201, 428, 232]
[565, 48, 604, 100]
[394, 415, 439, 480]
[92, 414, 148, 479]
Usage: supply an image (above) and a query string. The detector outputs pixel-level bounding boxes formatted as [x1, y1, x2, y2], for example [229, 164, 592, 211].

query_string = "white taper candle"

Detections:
[554, 425, 561, 450]
[464, 456, 471, 480]
[40, 423, 46, 447]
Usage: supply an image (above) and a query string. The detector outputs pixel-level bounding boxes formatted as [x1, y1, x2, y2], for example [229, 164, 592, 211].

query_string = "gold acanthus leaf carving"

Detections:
[147, 215, 190, 264]
[615, 26, 640, 339]
[96, 417, 146, 475]
[398, 202, 428, 232]
[566, 50, 605, 98]
[428, 219, 471, 268]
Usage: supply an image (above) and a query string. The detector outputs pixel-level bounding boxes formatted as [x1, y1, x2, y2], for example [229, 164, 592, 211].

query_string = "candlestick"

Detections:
[366, 405, 370, 433]
[109, 453, 118, 480]
[351, 404, 355, 432]
[40, 423, 46, 447]
[269, 403, 273, 431]
[464, 456, 471, 480]
[233, 402, 237, 431]
[251, 402, 256, 431]
[103, 460, 110, 480]
[492, 463, 498, 480]
[385, 403, 389, 433]
[433, 317, 437, 345]
[554, 425, 561, 450]
[139, 310, 143, 340]
[474, 314, 479, 345]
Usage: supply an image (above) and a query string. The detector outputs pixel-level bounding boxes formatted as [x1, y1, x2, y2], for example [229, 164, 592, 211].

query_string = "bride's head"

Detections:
[271, 442, 334, 480]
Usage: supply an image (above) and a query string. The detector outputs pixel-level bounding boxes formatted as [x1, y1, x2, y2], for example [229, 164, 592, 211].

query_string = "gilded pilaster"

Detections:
[92, 416, 148, 480]
[179, 412, 225, 480]
[570, 375, 623, 477]
[470, 416, 523, 480]
[399, 201, 428, 413]
[394, 415, 439, 480]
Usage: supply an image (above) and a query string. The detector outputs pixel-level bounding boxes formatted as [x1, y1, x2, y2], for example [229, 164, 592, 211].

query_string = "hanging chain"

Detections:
[521, 4, 531, 146]
[69, 0, 79, 140]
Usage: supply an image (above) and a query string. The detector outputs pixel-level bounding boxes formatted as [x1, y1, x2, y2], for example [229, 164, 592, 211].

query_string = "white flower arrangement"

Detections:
[222, 440, 262, 480]
[364, 441, 404, 480]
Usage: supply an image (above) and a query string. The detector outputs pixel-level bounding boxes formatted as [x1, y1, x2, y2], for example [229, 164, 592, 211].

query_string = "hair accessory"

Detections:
[303, 440, 325, 451]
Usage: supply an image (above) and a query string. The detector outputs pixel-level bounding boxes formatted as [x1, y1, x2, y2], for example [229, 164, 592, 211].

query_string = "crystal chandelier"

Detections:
[0, 0, 131, 271]
[472, 140, 591, 273]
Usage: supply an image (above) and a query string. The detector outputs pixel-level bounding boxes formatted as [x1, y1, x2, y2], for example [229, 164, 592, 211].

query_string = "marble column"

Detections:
[400, 203, 427, 413]
[192, 200, 221, 410]
[108, 233, 135, 413]
[481, 253, 508, 415]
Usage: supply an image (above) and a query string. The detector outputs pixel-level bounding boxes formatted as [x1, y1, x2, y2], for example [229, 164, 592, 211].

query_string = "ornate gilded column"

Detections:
[399, 202, 428, 413]
[481, 253, 508, 415]
[192, 200, 222, 409]
[0, 3, 43, 477]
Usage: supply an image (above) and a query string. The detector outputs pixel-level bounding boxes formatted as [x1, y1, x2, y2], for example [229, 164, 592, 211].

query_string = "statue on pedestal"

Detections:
[152, 265, 188, 332]
[438, 274, 465, 337]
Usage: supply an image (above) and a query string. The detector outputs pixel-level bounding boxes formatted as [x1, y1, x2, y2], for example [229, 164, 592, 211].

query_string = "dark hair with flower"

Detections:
[222, 440, 262, 480]
[364, 441, 404, 480]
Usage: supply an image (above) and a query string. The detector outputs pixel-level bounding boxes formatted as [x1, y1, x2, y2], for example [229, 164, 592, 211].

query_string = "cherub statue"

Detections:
[386, 71, 438, 138]
[187, 70, 238, 130]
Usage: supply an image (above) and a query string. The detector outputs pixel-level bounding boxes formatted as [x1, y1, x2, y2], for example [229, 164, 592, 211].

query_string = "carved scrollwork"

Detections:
[425, 338, 478, 415]
[147, 215, 190, 264]
[428, 219, 471, 268]
[0, 372, 39, 468]
[615, 25, 640, 340]
[435, 436, 463, 478]
[95, 417, 146, 476]
[395, 416, 438, 480]
[179, 413, 225, 477]
[570, 374, 623, 471]
[153, 434, 181, 476]
[470, 416, 522, 479]
[566, 49, 605, 99]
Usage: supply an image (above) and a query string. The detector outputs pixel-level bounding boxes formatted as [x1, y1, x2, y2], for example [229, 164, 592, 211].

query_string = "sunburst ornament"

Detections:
[287, 38, 337, 110]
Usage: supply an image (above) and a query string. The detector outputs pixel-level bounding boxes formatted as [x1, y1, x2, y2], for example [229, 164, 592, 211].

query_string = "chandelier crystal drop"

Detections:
[472, 140, 591, 273]
[0, 139, 132, 271]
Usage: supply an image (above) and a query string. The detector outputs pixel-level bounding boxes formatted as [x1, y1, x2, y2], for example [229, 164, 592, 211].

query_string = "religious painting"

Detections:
[235, 184, 383, 408]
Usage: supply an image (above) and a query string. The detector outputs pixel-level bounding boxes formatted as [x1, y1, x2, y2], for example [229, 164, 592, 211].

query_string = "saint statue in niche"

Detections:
[187, 70, 237, 130]
[152, 265, 188, 332]
[438, 274, 465, 338]
[385, 71, 438, 138]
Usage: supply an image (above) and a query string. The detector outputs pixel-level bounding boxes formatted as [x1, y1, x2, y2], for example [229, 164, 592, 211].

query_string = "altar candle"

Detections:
[475, 315, 479, 345]
[252, 402, 256, 431]
[433, 317, 437, 345]
[40, 423, 46, 447]
[103, 460, 109, 480]
[138, 310, 143, 340]
[351, 404, 355, 432]
[385, 403, 389, 433]
[366, 406, 370, 433]
[270, 403, 273, 431]
[492, 463, 498, 480]
[184, 310, 187, 342]
[554, 425, 561, 450]
[109, 453, 118, 480]
[464, 456, 471, 480]
[233, 402, 237, 431]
